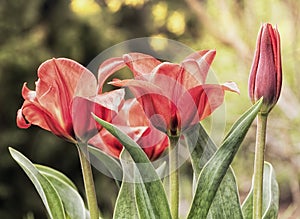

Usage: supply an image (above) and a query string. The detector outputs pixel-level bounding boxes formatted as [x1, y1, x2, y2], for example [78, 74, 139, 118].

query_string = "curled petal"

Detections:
[98, 57, 125, 93]
[123, 53, 162, 77]
[181, 50, 216, 85]
[17, 109, 31, 129]
[222, 81, 240, 94]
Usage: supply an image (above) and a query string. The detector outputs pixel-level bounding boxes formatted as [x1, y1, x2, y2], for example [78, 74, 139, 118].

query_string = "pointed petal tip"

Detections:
[16, 109, 31, 129]
[222, 81, 240, 94]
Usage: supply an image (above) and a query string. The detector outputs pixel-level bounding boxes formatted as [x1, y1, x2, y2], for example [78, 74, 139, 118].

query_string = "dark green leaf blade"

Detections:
[184, 123, 243, 219]
[187, 99, 262, 219]
[9, 147, 66, 219]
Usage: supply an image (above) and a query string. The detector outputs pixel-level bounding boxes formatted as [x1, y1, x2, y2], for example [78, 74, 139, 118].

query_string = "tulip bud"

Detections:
[248, 23, 282, 114]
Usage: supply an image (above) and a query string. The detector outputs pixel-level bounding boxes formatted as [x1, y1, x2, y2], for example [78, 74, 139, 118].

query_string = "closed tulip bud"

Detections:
[248, 23, 282, 114]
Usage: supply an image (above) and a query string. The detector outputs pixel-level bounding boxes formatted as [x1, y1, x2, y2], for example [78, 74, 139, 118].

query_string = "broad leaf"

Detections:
[88, 145, 123, 187]
[36, 165, 87, 219]
[9, 147, 66, 219]
[113, 149, 139, 219]
[35, 165, 76, 189]
[184, 123, 243, 219]
[187, 99, 262, 219]
[92, 114, 172, 219]
[242, 162, 279, 219]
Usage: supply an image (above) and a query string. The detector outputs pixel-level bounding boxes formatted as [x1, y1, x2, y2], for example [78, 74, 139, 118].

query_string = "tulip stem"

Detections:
[77, 145, 100, 219]
[253, 113, 268, 219]
[169, 136, 180, 219]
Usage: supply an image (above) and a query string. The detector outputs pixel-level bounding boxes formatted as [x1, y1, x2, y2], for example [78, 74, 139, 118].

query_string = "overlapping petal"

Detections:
[17, 58, 96, 142]
[88, 99, 169, 160]
[109, 50, 238, 135]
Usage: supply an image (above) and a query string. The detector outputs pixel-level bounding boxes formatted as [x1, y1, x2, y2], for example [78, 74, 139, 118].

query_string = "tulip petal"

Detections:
[139, 62, 187, 101]
[181, 50, 216, 85]
[110, 79, 173, 132]
[72, 89, 125, 141]
[222, 81, 240, 94]
[123, 53, 162, 77]
[179, 85, 226, 129]
[98, 57, 126, 93]
[31, 58, 95, 139]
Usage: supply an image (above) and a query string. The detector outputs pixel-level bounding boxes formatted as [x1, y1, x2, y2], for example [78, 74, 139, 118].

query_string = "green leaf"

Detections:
[184, 123, 243, 219]
[35, 165, 77, 189]
[92, 114, 172, 219]
[113, 149, 139, 219]
[187, 99, 262, 219]
[242, 162, 279, 219]
[9, 147, 66, 219]
[88, 145, 123, 187]
[36, 164, 87, 219]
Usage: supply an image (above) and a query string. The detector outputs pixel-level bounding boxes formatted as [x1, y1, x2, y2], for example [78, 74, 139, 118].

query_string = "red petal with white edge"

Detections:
[113, 98, 149, 127]
[136, 62, 187, 101]
[222, 81, 240, 94]
[98, 57, 125, 93]
[138, 127, 169, 160]
[72, 89, 124, 141]
[88, 129, 123, 158]
[178, 85, 225, 130]
[113, 98, 169, 159]
[181, 50, 216, 86]
[110, 79, 173, 132]
[123, 53, 161, 77]
[17, 109, 31, 129]
[35, 58, 95, 133]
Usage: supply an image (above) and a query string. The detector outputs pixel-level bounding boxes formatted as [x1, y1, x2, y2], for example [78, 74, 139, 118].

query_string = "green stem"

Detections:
[77, 145, 99, 219]
[169, 136, 180, 219]
[253, 113, 268, 219]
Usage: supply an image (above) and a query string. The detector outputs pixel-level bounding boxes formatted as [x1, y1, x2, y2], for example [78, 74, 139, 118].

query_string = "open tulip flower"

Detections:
[16, 58, 124, 144]
[12, 30, 283, 219]
[105, 50, 240, 136]
[88, 98, 169, 160]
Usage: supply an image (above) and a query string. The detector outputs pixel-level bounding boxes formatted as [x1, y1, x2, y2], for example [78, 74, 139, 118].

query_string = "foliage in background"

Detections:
[0, 0, 299, 218]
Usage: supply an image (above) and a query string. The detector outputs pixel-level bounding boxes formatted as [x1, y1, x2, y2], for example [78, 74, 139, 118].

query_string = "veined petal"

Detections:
[123, 53, 162, 77]
[72, 89, 124, 142]
[137, 127, 169, 161]
[35, 58, 95, 135]
[110, 79, 173, 132]
[179, 85, 226, 130]
[98, 57, 125, 93]
[142, 62, 187, 101]
[16, 109, 31, 129]
[181, 50, 216, 85]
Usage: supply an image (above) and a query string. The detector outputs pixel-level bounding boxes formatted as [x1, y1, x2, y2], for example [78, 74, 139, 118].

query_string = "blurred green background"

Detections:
[0, 0, 299, 218]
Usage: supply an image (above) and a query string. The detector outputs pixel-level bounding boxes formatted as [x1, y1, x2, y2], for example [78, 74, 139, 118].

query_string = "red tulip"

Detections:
[102, 51, 239, 136]
[248, 23, 282, 114]
[16, 58, 124, 143]
[88, 98, 169, 160]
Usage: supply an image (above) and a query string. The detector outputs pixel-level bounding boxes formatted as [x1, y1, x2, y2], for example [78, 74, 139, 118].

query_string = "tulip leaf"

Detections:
[187, 99, 262, 219]
[9, 147, 66, 219]
[36, 164, 87, 219]
[113, 149, 139, 219]
[184, 123, 243, 219]
[88, 145, 123, 187]
[35, 164, 77, 189]
[92, 114, 172, 219]
[242, 162, 279, 219]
